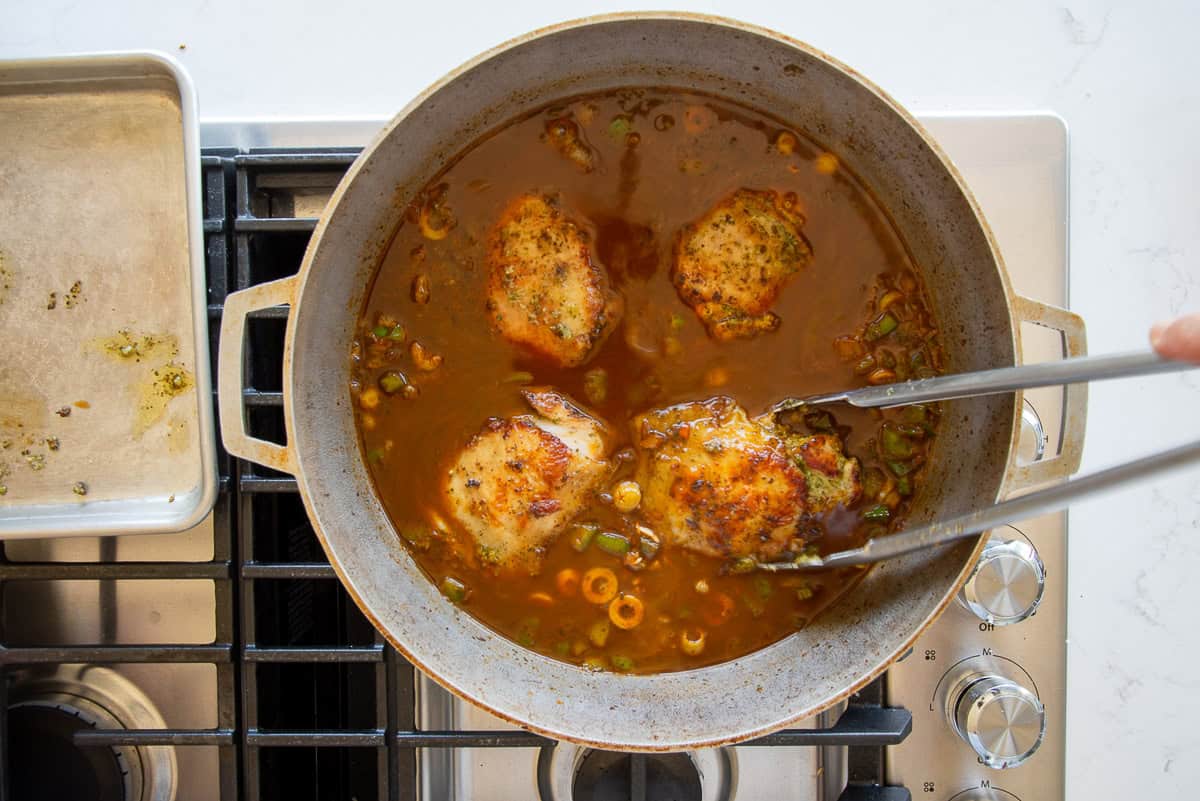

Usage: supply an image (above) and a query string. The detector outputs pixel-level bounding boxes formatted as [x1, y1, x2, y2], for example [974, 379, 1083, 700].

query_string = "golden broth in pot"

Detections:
[350, 88, 945, 674]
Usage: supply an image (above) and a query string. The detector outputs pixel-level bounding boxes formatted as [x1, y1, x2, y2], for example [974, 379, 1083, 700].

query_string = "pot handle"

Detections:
[1006, 295, 1088, 491]
[217, 276, 297, 474]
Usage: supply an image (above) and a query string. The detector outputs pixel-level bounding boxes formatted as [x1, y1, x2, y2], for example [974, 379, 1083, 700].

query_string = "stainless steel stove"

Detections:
[0, 112, 1069, 801]
[885, 114, 1069, 801]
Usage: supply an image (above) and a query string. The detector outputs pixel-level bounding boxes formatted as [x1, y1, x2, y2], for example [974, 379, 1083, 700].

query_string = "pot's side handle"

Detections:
[1007, 295, 1088, 491]
[217, 276, 297, 475]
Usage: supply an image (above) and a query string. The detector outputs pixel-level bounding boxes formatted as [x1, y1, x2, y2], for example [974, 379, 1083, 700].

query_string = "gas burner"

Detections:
[537, 742, 731, 801]
[6, 665, 177, 801]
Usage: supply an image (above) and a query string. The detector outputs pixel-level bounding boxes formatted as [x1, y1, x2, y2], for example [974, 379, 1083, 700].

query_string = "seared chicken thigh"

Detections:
[443, 389, 611, 572]
[632, 397, 859, 561]
[486, 194, 623, 367]
[775, 431, 861, 513]
[672, 189, 812, 340]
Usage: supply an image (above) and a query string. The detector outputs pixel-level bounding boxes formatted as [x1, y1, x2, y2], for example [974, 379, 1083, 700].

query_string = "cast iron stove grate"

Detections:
[0, 148, 912, 801]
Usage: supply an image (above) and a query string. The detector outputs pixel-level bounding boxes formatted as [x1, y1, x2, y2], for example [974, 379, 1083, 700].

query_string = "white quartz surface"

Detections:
[5, 1, 1199, 797]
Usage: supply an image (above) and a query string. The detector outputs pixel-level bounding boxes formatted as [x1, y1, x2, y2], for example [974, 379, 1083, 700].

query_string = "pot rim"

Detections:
[281, 11, 1021, 750]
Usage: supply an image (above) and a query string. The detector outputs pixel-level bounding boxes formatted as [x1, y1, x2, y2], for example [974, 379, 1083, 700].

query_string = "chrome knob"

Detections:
[955, 792, 1000, 801]
[947, 672, 1045, 769]
[1017, 399, 1047, 465]
[958, 535, 1045, 625]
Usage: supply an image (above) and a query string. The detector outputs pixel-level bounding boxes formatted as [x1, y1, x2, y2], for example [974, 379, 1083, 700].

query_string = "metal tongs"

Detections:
[760, 350, 1200, 572]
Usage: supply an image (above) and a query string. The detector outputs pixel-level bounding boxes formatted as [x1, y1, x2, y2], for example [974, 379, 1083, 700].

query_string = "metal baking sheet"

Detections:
[0, 52, 216, 538]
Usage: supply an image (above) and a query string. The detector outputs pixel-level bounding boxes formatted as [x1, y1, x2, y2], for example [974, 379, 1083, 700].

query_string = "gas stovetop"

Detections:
[0, 113, 1067, 801]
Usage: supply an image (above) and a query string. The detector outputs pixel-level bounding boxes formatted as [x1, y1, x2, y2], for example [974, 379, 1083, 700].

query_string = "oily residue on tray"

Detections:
[93, 330, 179, 362]
[0, 394, 53, 498]
[0, 251, 11, 305]
[165, 414, 192, 454]
[0, 400, 93, 501]
[86, 329, 193, 440]
[63, 280, 84, 309]
[45, 280, 84, 311]
[0, 394, 48, 434]
[134, 362, 193, 436]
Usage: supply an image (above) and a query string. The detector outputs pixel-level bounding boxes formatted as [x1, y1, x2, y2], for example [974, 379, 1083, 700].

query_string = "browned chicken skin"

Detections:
[443, 389, 612, 572]
[486, 194, 623, 367]
[632, 397, 859, 561]
[777, 431, 862, 513]
[672, 188, 813, 340]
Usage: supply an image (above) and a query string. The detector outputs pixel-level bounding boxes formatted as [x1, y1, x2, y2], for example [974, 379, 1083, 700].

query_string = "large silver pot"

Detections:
[216, 13, 1086, 750]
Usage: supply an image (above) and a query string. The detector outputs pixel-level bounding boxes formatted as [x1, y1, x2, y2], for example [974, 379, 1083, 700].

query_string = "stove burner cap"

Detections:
[8, 704, 128, 801]
[571, 751, 701, 801]
[538, 740, 730, 801]
[6, 665, 177, 801]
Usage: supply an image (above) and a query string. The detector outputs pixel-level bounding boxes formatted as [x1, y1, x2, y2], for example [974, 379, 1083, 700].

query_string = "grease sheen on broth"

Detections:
[351, 88, 945, 674]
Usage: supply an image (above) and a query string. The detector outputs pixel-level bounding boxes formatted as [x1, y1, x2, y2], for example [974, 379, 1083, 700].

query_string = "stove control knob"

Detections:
[947, 672, 1045, 768]
[958, 535, 1045, 625]
[955, 792, 1000, 801]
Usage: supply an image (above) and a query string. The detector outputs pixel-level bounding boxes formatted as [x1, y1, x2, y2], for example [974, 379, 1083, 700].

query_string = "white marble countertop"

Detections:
[6, 1, 1199, 797]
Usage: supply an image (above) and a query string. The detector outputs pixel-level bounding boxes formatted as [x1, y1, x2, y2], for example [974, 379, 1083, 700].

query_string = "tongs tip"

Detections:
[755, 555, 829, 573]
[770, 392, 850, 417]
